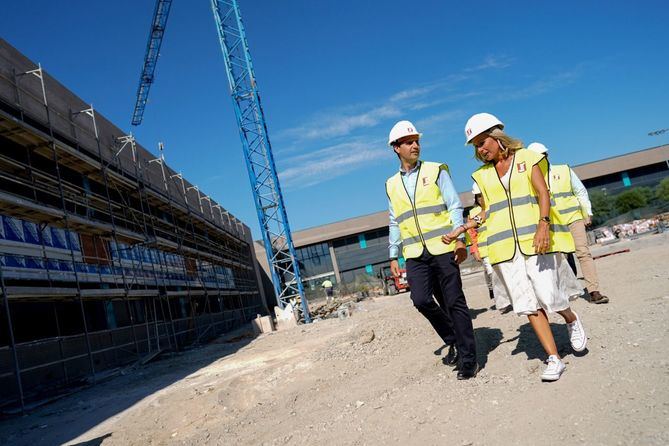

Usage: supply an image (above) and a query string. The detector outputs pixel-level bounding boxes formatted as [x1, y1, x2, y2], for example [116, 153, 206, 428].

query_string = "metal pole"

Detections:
[0, 268, 25, 412]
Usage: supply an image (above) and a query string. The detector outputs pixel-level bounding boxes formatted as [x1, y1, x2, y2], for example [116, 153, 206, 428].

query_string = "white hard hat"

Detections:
[464, 113, 504, 144]
[388, 120, 421, 146]
[471, 182, 481, 195]
[527, 142, 548, 154]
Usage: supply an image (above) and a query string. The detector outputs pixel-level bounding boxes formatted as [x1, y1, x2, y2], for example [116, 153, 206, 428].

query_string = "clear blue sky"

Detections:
[3, 1, 668, 239]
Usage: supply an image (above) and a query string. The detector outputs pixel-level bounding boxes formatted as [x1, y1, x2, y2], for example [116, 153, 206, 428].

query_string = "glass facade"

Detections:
[582, 162, 669, 195]
[333, 227, 389, 292]
[294, 242, 336, 301]
[295, 242, 333, 278]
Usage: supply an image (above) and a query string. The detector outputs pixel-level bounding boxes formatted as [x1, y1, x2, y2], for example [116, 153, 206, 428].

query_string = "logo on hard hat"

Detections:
[407, 127, 414, 133]
[466, 128, 472, 136]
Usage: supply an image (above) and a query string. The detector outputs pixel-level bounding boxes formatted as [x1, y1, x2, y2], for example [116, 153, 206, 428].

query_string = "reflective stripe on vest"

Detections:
[386, 161, 455, 259]
[472, 149, 575, 265]
[547, 164, 583, 225]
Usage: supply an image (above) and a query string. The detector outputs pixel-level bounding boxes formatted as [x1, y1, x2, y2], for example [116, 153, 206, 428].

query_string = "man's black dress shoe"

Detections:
[457, 362, 479, 380]
[443, 344, 459, 366]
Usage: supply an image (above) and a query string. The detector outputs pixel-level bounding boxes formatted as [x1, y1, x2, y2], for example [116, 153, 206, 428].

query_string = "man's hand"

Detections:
[454, 240, 467, 264]
[390, 259, 401, 277]
[472, 251, 482, 262]
[584, 215, 592, 227]
[442, 227, 463, 244]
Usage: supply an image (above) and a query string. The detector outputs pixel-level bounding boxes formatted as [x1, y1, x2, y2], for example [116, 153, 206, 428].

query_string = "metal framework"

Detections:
[210, 0, 310, 322]
[131, 0, 173, 126]
[0, 50, 265, 411]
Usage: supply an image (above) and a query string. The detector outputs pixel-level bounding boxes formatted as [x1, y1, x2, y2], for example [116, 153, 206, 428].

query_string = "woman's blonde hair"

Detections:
[473, 128, 524, 163]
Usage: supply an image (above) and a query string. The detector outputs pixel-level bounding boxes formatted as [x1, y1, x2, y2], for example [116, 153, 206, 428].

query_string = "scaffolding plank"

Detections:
[3, 286, 78, 298]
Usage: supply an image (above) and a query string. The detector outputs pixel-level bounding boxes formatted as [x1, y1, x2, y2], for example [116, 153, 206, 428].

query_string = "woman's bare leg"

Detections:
[557, 307, 577, 324]
[527, 309, 559, 357]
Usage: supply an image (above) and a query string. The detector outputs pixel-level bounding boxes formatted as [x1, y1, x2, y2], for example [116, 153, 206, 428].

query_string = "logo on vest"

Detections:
[517, 162, 526, 173]
[422, 177, 430, 186]
[552, 173, 561, 181]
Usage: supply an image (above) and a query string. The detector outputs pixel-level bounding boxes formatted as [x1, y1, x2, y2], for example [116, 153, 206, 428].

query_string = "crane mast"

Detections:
[131, 0, 173, 126]
[210, 0, 310, 322]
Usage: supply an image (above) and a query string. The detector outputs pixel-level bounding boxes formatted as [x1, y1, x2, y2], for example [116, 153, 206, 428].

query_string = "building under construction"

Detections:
[0, 39, 268, 411]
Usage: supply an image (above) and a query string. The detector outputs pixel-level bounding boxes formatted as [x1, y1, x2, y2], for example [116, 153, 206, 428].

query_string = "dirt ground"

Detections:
[1, 233, 668, 446]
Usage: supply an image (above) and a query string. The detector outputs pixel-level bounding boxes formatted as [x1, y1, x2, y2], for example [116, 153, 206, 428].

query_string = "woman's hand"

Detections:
[533, 221, 550, 254]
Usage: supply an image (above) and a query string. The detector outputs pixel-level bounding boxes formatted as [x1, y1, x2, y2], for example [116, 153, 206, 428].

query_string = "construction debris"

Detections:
[308, 295, 364, 320]
[593, 248, 631, 260]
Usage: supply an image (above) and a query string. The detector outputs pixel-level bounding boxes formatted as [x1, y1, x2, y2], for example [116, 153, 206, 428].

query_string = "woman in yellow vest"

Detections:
[444, 113, 586, 382]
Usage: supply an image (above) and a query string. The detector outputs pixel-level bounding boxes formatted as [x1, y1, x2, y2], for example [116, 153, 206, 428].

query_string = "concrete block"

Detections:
[251, 314, 275, 335]
[274, 304, 297, 331]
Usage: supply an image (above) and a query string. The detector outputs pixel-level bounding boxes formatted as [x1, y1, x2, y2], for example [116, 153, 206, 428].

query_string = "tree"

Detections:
[656, 177, 669, 203]
[637, 186, 654, 204]
[614, 188, 648, 214]
[590, 190, 614, 224]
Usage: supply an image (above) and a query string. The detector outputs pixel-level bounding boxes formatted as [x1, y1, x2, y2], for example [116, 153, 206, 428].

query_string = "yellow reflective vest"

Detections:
[471, 149, 575, 265]
[386, 161, 455, 259]
[547, 164, 584, 225]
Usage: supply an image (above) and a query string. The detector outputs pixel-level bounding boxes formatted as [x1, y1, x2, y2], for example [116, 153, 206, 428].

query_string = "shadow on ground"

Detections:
[0, 328, 258, 446]
[69, 433, 112, 446]
[469, 307, 488, 319]
[511, 322, 588, 360]
[474, 327, 503, 369]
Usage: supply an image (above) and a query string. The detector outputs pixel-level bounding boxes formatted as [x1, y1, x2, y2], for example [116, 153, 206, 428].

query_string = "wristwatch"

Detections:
[539, 216, 550, 223]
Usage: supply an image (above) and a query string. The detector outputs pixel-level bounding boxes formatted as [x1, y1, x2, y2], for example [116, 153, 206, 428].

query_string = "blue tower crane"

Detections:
[131, 0, 173, 126]
[210, 0, 310, 323]
[130, 0, 311, 322]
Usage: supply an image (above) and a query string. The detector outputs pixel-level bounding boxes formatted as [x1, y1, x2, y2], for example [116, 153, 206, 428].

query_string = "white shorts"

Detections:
[493, 250, 582, 316]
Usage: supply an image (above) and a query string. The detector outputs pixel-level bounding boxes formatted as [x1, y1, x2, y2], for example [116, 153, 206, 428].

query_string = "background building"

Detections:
[0, 39, 267, 411]
[256, 144, 669, 300]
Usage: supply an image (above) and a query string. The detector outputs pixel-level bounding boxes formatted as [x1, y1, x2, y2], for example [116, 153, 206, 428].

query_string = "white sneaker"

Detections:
[540, 355, 566, 381]
[567, 312, 587, 352]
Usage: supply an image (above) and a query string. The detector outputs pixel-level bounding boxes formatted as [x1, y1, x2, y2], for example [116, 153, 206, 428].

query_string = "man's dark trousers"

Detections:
[406, 249, 476, 365]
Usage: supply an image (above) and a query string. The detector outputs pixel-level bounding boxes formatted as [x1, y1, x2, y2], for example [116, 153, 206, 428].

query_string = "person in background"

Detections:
[466, 202, 493, 300]
[468, 183, 512, 313]
[386, 120, 478, 380]
[321, 278, 334, 304]
[444, 113, 586, 382]
[527, 142, 609, 304]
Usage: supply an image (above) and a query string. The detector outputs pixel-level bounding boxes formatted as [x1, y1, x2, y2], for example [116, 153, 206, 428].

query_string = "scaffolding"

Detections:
[0, 39, 268, 412]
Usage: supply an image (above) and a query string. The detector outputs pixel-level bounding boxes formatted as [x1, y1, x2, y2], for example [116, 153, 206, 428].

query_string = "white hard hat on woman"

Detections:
[464, 113, 504, 144]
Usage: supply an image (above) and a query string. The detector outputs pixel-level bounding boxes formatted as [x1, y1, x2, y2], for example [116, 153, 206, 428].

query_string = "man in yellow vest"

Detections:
[321, 278, 334, 304]
[527, 142, 609, 304]
[386, 120, 478, 380]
